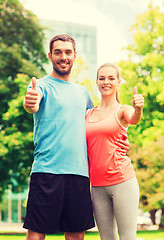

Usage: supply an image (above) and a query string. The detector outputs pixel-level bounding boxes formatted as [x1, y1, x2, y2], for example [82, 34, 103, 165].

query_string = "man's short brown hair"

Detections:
[49, 34, 76, 53]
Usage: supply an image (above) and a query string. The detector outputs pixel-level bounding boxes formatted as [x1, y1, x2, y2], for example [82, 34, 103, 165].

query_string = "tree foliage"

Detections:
[118, 1, 164, 225]
[0, 0, 48, 119]
[0, 0, 48, 79]
[72, 56, 100, 105]
[0, 74, 34, 193]
[0, 0, 48, 199]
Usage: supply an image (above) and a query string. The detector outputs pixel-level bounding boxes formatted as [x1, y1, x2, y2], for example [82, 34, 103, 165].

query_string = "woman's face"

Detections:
[96, 66, 121, 96]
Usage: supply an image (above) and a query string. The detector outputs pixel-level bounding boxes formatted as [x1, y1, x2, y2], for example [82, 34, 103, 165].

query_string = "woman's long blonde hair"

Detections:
[97, 63, 120, 103]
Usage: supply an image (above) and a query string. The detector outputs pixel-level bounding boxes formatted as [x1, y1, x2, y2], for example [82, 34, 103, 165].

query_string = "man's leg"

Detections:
[23, 174, 65, 235]
[65, 231, 85, 240]
[62, 175, 94, 234]
[26, 229, 46, 240]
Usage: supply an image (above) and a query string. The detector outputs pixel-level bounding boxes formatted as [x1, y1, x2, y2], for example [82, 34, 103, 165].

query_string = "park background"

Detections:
[0, 0, 164, 237]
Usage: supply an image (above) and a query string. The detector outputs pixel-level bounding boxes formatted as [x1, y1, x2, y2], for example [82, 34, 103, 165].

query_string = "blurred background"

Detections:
[0, 0, 164, 231]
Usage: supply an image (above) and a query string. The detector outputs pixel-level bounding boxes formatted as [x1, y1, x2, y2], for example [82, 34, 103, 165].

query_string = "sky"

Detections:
[21, 0, 163, 67]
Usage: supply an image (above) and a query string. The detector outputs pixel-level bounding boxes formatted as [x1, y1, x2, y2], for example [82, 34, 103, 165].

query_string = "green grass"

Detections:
[136, 230, 164, 240]
[0, 231, 163, 240]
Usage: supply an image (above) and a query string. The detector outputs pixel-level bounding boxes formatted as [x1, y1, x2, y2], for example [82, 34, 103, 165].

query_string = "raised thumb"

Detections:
[133, 86, 137, 95]
[32, 77, 37, 90]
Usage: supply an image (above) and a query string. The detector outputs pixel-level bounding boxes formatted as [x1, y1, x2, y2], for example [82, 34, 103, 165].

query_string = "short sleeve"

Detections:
[85, 88, 94, 110]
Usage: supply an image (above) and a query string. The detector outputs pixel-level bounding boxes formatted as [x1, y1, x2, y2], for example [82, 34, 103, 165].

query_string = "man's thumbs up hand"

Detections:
[23, 77, 41, 113]
[32, 77, 37, 91]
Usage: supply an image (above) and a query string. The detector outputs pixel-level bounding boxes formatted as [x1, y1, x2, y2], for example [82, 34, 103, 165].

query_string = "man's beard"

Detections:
[53, 61, 72, 76]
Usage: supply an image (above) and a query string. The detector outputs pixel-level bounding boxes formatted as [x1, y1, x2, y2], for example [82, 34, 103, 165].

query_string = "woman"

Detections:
[85, 63, 144, 240]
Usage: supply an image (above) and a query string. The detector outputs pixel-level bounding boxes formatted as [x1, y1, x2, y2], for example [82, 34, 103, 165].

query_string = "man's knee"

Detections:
[26, 229, 46, 240]
[65, 231, 85, 240]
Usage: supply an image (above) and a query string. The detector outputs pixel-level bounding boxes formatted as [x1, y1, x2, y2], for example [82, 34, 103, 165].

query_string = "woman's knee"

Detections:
[119, 232, 136, 240]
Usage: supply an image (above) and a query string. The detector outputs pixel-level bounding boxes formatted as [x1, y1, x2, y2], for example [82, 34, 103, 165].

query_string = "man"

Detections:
[23, 34, 128, 240]
[23, 34, 95, 240]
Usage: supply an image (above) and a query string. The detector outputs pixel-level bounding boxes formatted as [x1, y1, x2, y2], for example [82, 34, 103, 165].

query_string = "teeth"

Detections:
[103, 87, 110, 89]
[60, 64, 67, 67]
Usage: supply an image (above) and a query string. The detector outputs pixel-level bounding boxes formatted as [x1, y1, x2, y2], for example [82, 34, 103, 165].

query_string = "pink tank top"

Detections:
[85, 105, 135, 187]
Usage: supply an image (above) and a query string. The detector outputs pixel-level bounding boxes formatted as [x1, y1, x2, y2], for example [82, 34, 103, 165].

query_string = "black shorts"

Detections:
[23, 173, 95, 234]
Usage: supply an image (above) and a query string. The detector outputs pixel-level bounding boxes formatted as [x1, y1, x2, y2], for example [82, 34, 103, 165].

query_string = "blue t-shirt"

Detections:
[28, 76, 94, 177]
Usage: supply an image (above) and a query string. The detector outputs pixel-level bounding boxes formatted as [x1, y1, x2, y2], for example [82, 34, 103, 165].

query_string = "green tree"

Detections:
[118, 1, 164, 226]
[0, 74, 34, 198]
[0, 0, 48, 80]
[0, 0, 48, 199]
[72, 56, 100, 105]
[0, 0, 48, 116]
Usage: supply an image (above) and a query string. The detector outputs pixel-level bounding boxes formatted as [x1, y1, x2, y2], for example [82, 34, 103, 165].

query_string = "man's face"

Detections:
[48, 40, 76, 77]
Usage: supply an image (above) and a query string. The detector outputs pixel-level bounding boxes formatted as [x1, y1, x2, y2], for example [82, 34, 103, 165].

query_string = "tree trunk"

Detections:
[150, 209, 157, 225]
[159, 208, 164, 229]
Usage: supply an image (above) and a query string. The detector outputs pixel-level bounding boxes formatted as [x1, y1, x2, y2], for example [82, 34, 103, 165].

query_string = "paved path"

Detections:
[0, 223, 27, 234]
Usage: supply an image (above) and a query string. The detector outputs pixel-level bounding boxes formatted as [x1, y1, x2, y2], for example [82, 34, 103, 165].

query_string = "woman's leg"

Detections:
[92, 187, 119, 240]
[113, 177, 139, 240]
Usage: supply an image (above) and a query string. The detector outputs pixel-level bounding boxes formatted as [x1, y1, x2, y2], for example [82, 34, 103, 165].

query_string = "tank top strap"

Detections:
[86, 107, 94, 119]
[115, 103, 122, 115]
